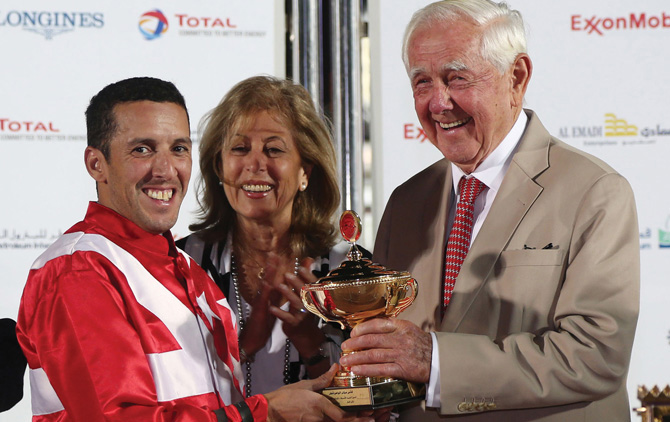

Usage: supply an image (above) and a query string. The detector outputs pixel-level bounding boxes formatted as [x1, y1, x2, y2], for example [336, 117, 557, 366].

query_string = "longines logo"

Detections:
[0, 10, 104, 40]
[571, 12, 670, 36]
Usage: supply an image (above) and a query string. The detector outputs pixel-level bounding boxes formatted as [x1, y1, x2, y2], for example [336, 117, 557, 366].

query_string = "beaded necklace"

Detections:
[230, 254, 299, 396]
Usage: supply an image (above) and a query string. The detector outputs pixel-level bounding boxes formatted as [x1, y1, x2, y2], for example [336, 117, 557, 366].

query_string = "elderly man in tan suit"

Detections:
[339, 1, 640, 421]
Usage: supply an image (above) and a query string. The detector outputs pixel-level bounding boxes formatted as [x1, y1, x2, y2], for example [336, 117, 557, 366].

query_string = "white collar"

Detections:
[451, 111, 528, 194]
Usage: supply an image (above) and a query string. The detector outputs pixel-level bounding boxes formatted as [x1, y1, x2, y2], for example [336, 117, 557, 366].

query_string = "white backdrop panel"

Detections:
[0, 1, 283, 420]
[369, 0, 670, 418]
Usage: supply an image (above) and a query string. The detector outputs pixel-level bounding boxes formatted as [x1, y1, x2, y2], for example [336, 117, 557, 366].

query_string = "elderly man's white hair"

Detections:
[402, 0, 527, 75]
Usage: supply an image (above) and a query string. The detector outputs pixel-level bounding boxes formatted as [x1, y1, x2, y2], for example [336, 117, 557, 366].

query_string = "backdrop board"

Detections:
[369, 0, 670, 418]
[0, 1, 283, 420]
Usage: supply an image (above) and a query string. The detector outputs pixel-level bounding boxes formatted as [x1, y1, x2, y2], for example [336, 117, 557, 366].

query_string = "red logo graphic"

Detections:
[139, 9, 168, 40]
[403, 123, 428, 143]
[0, 118, 59, 132]
[572, 12, 670, 35]
[174, 14, 236, 29]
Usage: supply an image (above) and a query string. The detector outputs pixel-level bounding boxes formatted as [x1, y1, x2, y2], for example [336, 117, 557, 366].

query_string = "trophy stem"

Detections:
[332, 350, 392, 387]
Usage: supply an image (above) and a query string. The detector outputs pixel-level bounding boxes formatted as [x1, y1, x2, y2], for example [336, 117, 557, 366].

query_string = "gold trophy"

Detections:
[301, 210, 425, 410]
[634, 385, 670, 422]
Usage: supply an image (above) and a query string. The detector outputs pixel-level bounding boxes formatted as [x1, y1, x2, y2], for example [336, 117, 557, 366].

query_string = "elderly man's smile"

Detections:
[438, 117, 472, 130]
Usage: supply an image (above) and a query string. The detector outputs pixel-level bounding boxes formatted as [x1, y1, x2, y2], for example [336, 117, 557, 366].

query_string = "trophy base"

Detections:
[321, 378, 426, 411]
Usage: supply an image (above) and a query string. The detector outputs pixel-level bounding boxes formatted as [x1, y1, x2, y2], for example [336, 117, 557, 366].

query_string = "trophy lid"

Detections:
[316, 210, 412, 285]
[318, 248, 412, 285]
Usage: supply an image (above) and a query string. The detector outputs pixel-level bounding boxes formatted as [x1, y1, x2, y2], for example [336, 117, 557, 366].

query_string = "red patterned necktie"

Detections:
[443, 176, 486, 314]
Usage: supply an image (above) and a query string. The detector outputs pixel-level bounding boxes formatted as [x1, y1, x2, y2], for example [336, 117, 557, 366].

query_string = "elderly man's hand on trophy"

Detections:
[339, 318, 432, 384]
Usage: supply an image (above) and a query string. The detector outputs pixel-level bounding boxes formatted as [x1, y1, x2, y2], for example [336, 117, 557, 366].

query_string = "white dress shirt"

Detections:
[425, 111, 529, 407]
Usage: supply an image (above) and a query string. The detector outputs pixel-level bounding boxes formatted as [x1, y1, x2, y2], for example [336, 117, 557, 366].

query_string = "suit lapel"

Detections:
[398, 160, 454, 330]
[423, 163, 454, 325]
[442, 110, 551, 331]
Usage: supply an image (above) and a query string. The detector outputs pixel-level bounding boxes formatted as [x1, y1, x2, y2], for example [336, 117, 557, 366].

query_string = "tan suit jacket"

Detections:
[373, 110, 639, 421]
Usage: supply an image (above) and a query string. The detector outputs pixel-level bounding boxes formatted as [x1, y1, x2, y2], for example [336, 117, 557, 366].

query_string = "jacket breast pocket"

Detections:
[498, 249, 565, 268]
[489, 249, 567, 329]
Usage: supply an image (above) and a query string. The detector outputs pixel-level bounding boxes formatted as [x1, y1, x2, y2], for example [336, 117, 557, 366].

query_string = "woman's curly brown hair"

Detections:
[189, 75, 339, 258]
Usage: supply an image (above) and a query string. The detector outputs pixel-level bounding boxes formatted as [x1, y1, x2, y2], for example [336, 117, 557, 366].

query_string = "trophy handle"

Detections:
[301, 288, 347, 330]
[389, 278, 418, 317]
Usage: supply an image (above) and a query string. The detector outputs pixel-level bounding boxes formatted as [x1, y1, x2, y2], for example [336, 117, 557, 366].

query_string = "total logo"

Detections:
[571, 12, 670, 36]
[139, 9, 168, 40]
[138, 9, 238, 40]
[0, 118, 59, 133]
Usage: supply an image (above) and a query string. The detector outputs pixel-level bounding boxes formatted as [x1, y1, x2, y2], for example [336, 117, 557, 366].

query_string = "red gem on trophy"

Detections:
[340, 210, 361, 244]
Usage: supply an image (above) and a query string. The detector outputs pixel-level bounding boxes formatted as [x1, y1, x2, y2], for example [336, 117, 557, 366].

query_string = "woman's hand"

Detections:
[270, 258, 330, 370]
[237, 256, 284, 359]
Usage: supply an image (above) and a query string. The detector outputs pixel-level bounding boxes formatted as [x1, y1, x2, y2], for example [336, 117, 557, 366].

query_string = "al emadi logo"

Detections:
[139, 9, 168, 40]
[604, 113, 638, 137]
[559, 113, 638, 140]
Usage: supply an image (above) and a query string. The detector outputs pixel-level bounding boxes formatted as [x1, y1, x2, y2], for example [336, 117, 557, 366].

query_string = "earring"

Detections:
[300, 182, 307, 191]
[218, 181, 223, 186]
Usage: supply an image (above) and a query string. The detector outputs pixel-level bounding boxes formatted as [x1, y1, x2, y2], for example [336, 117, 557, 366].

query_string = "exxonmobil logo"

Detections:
[572, 12, 670, 35]
[403, 123, 429, 143]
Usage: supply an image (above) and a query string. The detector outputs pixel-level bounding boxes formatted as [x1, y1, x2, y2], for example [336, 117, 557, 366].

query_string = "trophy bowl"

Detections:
[301, 249, 417, 332]
[300, 211, 425, 410]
